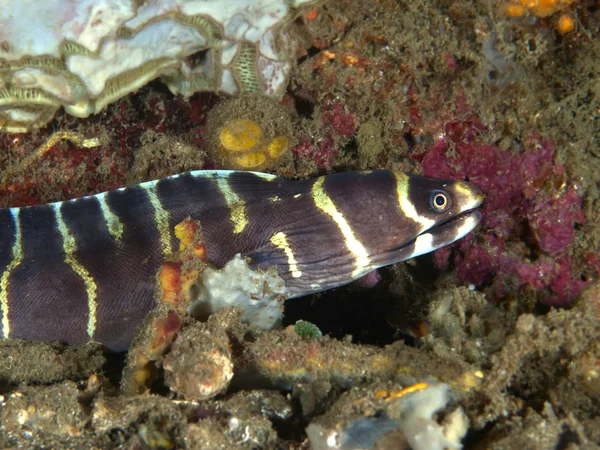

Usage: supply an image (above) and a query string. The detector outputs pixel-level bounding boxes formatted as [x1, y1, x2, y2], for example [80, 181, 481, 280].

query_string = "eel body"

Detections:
[0, 170, 484, 350]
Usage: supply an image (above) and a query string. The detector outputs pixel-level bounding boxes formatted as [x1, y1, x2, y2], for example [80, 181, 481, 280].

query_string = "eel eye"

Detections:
[431, 190, 450, 212]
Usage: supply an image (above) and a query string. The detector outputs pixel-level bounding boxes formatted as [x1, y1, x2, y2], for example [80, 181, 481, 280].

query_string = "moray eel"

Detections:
[0, 170, 483, 350]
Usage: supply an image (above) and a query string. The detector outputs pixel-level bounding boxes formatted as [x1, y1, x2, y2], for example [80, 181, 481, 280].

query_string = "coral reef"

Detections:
[0, 307, 478, 448]
[1, 0, 600, 447]
[2, 292, 599, 448]
[0, 88, 219, 207]
[293, 102, 357, 169]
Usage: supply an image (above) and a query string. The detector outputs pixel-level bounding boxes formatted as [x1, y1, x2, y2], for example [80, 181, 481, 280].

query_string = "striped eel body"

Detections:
[0, 170, 484, 350]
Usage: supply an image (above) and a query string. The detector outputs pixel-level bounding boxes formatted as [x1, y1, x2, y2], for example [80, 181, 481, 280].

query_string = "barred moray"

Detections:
[0, 170, 484, 350]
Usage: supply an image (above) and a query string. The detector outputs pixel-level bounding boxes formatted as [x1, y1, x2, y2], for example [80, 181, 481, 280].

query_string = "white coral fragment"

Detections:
[307, 383, 467, 450]
[189, 254, 289, 330]
[0, 0, 316, 131]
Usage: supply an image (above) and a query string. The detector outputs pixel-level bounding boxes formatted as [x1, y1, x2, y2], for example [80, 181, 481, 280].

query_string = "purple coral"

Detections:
[416, 119, 589, 306]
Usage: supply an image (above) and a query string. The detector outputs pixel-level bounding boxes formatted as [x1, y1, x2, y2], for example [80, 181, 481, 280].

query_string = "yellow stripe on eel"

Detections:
[97, 192, 124, 242]
[311, 177, 371, 277]
[216, 175, 248, 234]
[144, 183, 173, 257]
[394, 172, 435, 231]
[270, 231, 302, 278]
[54, 204, 98, 339]
[0, 209, 23, 338]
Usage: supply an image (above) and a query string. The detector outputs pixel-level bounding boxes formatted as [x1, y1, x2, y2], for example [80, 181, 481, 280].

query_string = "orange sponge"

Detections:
[502, 0, 578, 34]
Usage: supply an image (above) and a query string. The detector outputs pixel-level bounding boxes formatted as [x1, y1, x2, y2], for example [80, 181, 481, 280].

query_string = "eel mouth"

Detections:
[385, 209, 482, 263]
[424, 209, 482, 245]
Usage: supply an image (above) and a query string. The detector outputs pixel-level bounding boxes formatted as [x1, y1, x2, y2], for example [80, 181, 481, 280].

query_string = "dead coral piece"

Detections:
[122, 214, 290, 394]
[186, 415, 278, 449]
[121, 303, 183, 395]
[474, 300, 600, 430]
[185, 390, 291, 449]
[237, 326, 482, 393]
[163, 316, 234, 401]
[92, 395, 186, 449]
[423, 287, 515, 366]
[0, 375, 292, 448]
[476, 402, 590, 449]
[122, 217, 208, 395]
[0, 131, 102, 192]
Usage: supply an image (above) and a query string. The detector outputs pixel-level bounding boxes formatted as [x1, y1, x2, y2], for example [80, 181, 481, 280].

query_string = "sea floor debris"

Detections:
[1, 291, 600, 448]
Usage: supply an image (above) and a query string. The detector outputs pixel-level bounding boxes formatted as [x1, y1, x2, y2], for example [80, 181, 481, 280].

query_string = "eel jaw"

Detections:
[408, 210, 482, 259]
[377, 209, 483, 266]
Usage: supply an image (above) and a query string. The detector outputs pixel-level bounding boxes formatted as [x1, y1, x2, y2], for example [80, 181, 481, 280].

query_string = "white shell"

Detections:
[0, 0, 315, 131]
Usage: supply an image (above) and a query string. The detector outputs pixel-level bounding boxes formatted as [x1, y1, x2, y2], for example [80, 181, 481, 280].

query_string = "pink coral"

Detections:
[292, 102, 356, 168]
[416, 118, 588, 306]
[321, 103, 357, 137]
[293, 137, 339, 168]
[526, 186, 585, 254]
